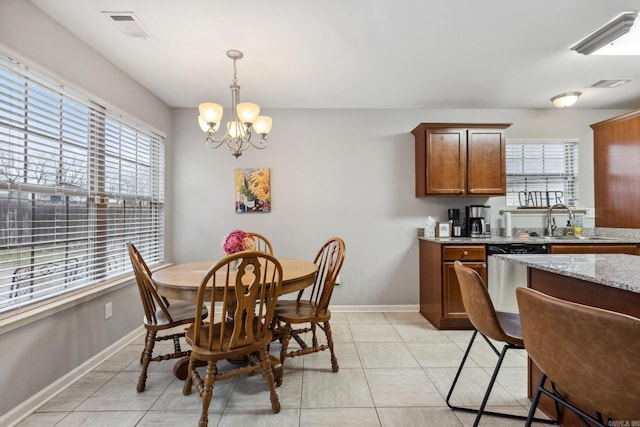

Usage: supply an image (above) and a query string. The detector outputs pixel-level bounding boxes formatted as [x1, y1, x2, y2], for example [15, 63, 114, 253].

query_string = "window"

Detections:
[505, 140, 578, 208]
[0, 54, 164, 315]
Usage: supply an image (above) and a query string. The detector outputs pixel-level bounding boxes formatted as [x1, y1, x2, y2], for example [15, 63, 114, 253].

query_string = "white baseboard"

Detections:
[1, 326, 145, 427]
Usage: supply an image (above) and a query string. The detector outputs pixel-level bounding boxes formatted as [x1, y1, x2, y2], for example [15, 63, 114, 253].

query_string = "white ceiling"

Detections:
[29, 0, 640, 110]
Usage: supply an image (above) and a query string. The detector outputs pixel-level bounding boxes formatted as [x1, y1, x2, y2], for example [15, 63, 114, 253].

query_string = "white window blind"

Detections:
[0, 54, 164, 315]
[505, 140, 578, 208]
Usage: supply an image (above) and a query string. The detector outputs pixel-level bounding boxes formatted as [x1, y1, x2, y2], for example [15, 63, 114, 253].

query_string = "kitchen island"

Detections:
[493, 253, 640, 426]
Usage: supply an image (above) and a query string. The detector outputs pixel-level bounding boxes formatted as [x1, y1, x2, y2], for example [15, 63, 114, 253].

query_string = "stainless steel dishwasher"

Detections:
[486, 243, 548, 312]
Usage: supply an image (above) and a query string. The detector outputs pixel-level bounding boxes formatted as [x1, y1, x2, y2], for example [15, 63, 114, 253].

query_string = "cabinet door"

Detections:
[442, 261, 487, 320]
[549, 244, 637, 254]
[466, 129, 506, 195]
[425, 128, 467, 195]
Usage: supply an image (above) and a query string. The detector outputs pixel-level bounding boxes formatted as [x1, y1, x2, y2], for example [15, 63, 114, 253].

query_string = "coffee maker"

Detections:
[465, 205, 486, 238]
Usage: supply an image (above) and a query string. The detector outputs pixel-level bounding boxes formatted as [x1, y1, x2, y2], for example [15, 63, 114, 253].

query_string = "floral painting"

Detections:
[235, 168, 271, 213]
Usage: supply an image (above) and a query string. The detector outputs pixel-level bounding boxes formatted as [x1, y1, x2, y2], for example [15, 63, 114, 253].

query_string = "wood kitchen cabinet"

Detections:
[419, 240, 486, 329]
[549, 244, 638, 255]
[412, 123, 511, 197]
[591, 108, 640, 228]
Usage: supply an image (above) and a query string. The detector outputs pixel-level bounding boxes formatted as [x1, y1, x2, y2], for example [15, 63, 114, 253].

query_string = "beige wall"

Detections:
[170, 107, 623, 306]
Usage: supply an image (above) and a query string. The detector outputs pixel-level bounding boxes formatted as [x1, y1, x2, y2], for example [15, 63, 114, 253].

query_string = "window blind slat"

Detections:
[0, 54, 164, 315]
[506, 140, 578, 207]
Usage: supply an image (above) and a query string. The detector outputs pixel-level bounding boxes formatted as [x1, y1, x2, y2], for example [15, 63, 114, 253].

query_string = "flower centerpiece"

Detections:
[221, 229, 256, 255]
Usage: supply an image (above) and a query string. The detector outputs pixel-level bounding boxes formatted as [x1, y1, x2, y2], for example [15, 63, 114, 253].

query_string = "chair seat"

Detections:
[275, 301, 331, 323]
[495, 310, 523, 346]
[185, 320, 273, 361]
[145, 301, 207, 329]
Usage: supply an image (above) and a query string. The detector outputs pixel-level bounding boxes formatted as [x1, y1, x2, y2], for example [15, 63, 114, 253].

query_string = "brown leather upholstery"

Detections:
[275, 237, 345, 374]
[448, 261, 556, 427]
[127, 242, 208, 392]
[183, 251, 283, 426]
[454, 261, 523, 346]
[517, 287, 640, 424]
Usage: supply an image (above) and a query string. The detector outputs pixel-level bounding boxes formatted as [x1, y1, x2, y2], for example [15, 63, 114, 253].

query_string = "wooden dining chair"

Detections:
[274, 237, 345, 374]
[248, 231, 274, 255]
[516, 287, 640, 427]
[126, 242, 208, 392]
[449, 261, 558, 427]
[183, 250, 283, 426]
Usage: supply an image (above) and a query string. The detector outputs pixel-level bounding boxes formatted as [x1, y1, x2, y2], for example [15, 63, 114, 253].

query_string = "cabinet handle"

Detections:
[469, 189, 475, 193]
[460, 189, 466, 194]
[463, 250, 468, 256]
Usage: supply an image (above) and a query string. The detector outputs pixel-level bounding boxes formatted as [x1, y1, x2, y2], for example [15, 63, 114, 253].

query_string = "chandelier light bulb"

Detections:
[236, 102, 260, 124]
[253, 116, 273, 136]
[198, 103, 223, 126]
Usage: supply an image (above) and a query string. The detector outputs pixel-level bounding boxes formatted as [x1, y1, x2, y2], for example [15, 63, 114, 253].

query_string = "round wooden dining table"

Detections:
[152, 257, 318, 381]
[153, 258, 318, 301]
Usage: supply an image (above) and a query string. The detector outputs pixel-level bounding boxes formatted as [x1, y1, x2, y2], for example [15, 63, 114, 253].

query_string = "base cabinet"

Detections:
[549, 244, 638, 254]
[419, 240, 486, 329]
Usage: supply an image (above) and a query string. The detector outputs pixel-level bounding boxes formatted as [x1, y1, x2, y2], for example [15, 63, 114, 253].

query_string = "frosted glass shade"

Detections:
[199, 103, 223, 124]
[253, 116, 273, 135]
[551, 92, 581, 108]
[198, 116, 220, 133]
[236, 102, 260, 124]
[227, 121, 247, 138]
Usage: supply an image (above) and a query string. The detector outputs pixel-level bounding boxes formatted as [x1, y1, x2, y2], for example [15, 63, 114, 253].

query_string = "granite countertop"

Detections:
[418, 235, 640, 244]
[493, 253, 640, 294]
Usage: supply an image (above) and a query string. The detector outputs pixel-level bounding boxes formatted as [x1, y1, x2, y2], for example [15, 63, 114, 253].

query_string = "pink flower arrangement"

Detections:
[221, 229, 256, 255]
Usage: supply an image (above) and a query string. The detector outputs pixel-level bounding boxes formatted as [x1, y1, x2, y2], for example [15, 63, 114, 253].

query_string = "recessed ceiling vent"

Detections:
[590, 79, 632, 88]
[101, 11, 153, 39]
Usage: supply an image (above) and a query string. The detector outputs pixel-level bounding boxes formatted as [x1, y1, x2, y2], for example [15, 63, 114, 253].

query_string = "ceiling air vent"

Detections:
[590, 79, 632, 88]
[101, 11, 153, 39]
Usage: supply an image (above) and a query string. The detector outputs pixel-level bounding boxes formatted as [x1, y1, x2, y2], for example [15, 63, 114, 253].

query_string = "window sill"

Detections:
[0, 263, 172, 335]
[500, 208, 587, 216]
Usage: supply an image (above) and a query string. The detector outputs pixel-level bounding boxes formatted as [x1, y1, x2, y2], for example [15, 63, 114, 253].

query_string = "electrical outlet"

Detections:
[105, 302, 113, 319]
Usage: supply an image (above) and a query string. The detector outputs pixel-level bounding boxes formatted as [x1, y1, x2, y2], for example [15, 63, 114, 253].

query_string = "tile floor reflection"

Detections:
[16, 312, 549, 427]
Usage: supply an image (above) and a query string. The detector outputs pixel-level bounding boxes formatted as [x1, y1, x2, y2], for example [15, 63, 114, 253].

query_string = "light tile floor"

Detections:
[16, 312, 550, 427]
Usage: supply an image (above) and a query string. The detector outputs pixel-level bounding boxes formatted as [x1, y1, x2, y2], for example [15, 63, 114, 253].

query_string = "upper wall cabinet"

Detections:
[591, 108, 640, 228]
[412, 123, 512, 197]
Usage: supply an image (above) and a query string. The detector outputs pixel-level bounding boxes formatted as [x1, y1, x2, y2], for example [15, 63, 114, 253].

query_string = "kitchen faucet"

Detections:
[547, 204, 575, 237]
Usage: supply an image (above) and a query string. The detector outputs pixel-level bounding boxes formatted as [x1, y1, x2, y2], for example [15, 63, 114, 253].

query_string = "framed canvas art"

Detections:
[235, 168, 271, 213]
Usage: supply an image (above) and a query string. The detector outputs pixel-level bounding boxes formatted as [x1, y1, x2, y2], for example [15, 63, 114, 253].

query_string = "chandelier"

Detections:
[197, 50, 272, 158]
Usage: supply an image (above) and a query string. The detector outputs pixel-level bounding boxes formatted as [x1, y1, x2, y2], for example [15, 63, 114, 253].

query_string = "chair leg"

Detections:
[183, 357, 194, 396]
[526, 373, 547, 426]
[138, 329, 156, 392]
[279, 322, 293, 367]
[323, 321, 339, 372]
[198, 361, 216, 427]
[471, 343, 509, 427]
[447, 330, 559, 425]
[259, 347, 281, 414]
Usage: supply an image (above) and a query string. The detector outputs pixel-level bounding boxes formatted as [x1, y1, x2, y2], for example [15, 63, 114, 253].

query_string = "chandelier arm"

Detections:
[204, 128, 232, 145]
[248, 135, 268, 150]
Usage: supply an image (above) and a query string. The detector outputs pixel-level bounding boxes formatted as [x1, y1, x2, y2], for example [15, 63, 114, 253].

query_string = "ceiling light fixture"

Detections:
[198, 50, 272, 158]
[571, 11, 639, 55]
[551, 92, 581, 108]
